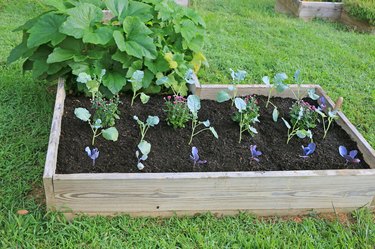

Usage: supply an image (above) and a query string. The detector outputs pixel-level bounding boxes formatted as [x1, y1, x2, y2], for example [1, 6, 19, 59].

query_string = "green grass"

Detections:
[344, 0, 375, 25]
[0, 0, 374, 248]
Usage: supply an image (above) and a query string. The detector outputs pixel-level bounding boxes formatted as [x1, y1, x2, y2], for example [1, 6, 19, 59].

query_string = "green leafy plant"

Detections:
[164, 95, 191, 129]
[187, 95, 218, 145]
[315, 96, 342, 139]
[8, 0, 207, 96]
[74, 108, 119, 145]
[216, 69, 247, 105]
[129, 70, 150, 106]
[232, 96, 260, 143]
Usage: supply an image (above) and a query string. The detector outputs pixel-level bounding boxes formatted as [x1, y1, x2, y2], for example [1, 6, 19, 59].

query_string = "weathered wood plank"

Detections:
[53, 173, 375, 214]
[43, 78, 65, 209]
[340, 9, 375, 34]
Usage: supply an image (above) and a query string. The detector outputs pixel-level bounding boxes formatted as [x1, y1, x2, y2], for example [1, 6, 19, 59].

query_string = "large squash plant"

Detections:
[8, 0, 207, 95]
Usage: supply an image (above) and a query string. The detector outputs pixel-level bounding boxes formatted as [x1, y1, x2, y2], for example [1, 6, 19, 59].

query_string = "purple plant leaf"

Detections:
[85, 146, 99, 166]
[318, 96, 326, 110]
[339, 146, 347, 157]
[349, 150, 358, 159]
[250, 145, 262, 161]
[190, 147, 199, 162]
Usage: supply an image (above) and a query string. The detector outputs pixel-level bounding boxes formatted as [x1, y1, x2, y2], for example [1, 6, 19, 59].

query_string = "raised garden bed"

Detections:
[275, 0, 343, 21]
[43, 77, 375, 218]
[340, 9, 375, 34]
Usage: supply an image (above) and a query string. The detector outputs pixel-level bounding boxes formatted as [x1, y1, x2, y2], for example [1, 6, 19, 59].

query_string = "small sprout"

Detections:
[315, 96, 340, 139]
[216, 69, 247, 104]
[249, 145, 262, 162]
[136, 140, 151, 170]
[129, 70, 150, 106]
[134, 115, 159, 142]
[85, 146, 99, 166]
[190, 147, 207, 168]
[339, 146, 360, 164]
[300, 143, 316, 158]
[187, 95, 218, 144]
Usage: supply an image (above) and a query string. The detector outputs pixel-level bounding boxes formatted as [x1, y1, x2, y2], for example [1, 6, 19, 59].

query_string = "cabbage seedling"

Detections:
[129, 70, 150, 106]
[136, 140, 151, 170]
[74, 108, 119, 145]
[339, 146, 360, 164]
[187, 95, 218, 145]
[233, 97, 259, 143]
[133, 115, 159, 142]
[216, 69, 247, 105]
[85, 147, 99, 166]
[300, 143, 316, 158]
[250, 145, 262, 162]
[315, 96, 341, 139]
[190, 147, 207, 168]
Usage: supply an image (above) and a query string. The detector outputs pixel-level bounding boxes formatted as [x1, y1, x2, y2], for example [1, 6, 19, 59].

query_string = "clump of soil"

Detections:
[56, 94, 370, 174]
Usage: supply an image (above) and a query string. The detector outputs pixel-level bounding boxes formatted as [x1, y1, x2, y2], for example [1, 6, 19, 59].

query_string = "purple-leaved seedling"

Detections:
[190, 147, 207, 168]
[300, 143, 316, 158]
[339, 146, 360, 164]
[187, 95, 218, 145]
[250, 145, 262, 162]
[85, 147, 99, 166]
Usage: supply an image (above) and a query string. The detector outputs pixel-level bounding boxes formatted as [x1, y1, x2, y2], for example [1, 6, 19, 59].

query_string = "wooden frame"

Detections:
[339, 9, 375, 34]
[44, 77, 375, 218]
[275, 0, 343, 21]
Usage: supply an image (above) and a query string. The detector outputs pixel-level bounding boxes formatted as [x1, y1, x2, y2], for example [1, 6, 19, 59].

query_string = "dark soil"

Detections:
[56, 94, 370, 174]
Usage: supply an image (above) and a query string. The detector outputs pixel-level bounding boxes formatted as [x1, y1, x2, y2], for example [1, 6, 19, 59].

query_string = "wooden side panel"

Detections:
[340, 10, 375, 34]
[275, 0, 300, 15]
[299, 1, 343, 20]
[316, 87, 375, 168]
[53, 173, 375, 215]
[43, 78, 66, 209]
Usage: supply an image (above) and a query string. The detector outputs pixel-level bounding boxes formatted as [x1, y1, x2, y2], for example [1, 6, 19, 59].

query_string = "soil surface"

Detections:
[56, 94, 370, 173]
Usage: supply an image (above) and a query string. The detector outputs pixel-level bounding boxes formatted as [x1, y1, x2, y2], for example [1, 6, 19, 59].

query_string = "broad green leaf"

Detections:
[123, 1, 153, 22]
[83, 27, 113, 45]
[156, 76, 169, 85]
[138, 140, 151, 155]
[142, 70, 154, 88]
[47, 48, 76, 63]
[86, 80, 99, 93]
[102, 127, 119, 141]
[216, 91, 231, 103]
[140, 93, 150, 104]
[144, 54, 169, 74]
[60, 3, 103, 39]
[209, 127, 219, 139]
[272, 107, 279, 122]
[146, 116, 159, 127]
[74, 107, 91, 121]
[32, 59, 49, 78]
[102, 71, 126, 94]
[234, 98, 246, 112]
[27, 12, 66, 48]
[39, 0, 67, 11]
[307, 89, 320, 100]
[113, 30, 127, 51]
[187, 95, 201, 114]
[123, 16, 157, 59]
[58, 36, 84, 53]
[296, 130, 307, 139]
[7, 36, 37, 64]
[274, 73, 288, 83]
[282, 118, 291, 129]
[69, 62, 90, 75]
[275, 83, 289, 93]
[104, 0, 129, 20]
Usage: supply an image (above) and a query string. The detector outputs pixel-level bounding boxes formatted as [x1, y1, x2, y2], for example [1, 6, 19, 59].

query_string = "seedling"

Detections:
[129, 70, 150, 106]
[156, 69, 196, 97]
[136, 140, 151, 170]
[133, 115, 159, 142]
[249, 145, 262, 162]
[315, 96, 341, 139]
[339, 146, 360, 164]
[187, 95, 218, 145]
[164, 95, 191, 129]
[262, 72, 288, 122]
[190, 147, 207, 168]
[282, 100, 318, 144]
[216, 69, 247, 105]
[232, 96, 260, 143]
[85, 147, 99, 166]
[74, 108, 119, 145]
[300, 143, 316, 158]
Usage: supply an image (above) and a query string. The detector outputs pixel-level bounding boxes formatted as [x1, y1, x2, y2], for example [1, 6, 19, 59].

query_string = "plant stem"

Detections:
[188, 118, 197, 145]
[266, 88, 273, 108]
[323, 118, 333, 139]
[239, 112, 243, 143]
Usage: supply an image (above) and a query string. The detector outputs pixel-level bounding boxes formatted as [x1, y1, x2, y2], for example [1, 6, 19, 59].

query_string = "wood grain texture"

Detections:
[43, 78, 66, 209]
[339, 10, 375, 34]
[53, 171, 375, 214]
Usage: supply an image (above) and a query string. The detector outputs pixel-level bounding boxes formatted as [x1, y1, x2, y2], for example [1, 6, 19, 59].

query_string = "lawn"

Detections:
[0, 0, 374, 248]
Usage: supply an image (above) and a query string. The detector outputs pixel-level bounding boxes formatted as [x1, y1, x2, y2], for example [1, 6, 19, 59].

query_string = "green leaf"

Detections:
[113, 30, 126, 52]
[59, 3, 103, 39]
[138, 140, 151, 155]
[140, 93, 150, 104]
[146, 116, 159, 126]
[39, 0, 67, 11]
[69, 62, 90, 75]
[102, 71, 127, 94]
[209, 127, 219, 139]
[47, 48, 76, 63]
[142, 69, 154, 88]
[74, 108, 91, 121]
[307, 89, 320, 100]
[104, 0, 129, 20]
[123, 16, 157, 59]
[83, 27, 113, 45]
[27, 12, 66, 48]
[234, 98, 246, 112]
[272, 107, 279, 122]
[7, 38, 37, 64]
[216, 90, 231, 103]
[32, 59, 49, 78]
[102, 127, 119, 142]
[282, 118, 291, 129]
[86, 80, 100, 93]
[187, 95, 201, 114]
[124, 1, 153, 22]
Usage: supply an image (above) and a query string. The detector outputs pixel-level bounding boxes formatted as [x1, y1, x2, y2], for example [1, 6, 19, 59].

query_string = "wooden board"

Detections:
[44, 78, 375, 217]
[340, 10, 375, 34]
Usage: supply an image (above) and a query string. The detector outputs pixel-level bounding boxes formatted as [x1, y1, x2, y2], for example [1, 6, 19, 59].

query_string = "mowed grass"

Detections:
[0, 0, 374, 248]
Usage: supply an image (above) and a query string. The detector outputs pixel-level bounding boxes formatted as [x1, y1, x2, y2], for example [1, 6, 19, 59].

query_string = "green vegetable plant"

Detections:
[8, 0, 207, 96]
[187, 95, 218, 145]
[282, 100, 318, 144]
[129, 70, 150, 106]
[232, 96, 260, 143]
[74, 108, 119, 145]
[216, 69, 247, 105]
[315, 96, 342, 139]
[133, 115, 159, 170]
